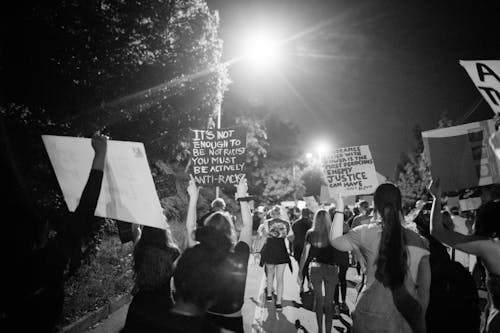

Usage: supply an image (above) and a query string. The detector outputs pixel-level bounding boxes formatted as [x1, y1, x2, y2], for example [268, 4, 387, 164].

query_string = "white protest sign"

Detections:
[460, 60, 500, 114]
[42, 135, 167, 230]
[321, 145, 378, 197]
[489, 125, 500, 161]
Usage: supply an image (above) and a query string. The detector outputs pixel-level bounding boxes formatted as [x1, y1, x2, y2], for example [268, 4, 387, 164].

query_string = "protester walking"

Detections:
[297, 209, 338, 333]
[123, 226, 180, 331]
[329, 183, 431, 333]
[0, 134, 107, 332]
[184, 175, 252, 333]
[429, 179, 500, 333]
[260, 205, 294, 311]
[292, 208, 313, 293]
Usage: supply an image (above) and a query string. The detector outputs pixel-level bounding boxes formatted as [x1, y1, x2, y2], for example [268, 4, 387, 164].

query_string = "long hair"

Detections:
[195, 211, 236, 261]
[133, 226, 180, 292]
[374, 183, 408, 288]
[309, 209, 331, 245]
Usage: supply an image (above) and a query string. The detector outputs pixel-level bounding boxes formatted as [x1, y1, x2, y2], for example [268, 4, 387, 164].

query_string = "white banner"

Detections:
[460, 60, 500, 114]
[42, 135, 167, 230]
[321, 145, 379, 197]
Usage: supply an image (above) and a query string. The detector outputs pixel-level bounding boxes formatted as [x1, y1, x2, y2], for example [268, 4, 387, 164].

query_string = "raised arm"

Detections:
[58, 135, 107, 265]
[329, 194, 355, 252]
[186, 175, 199, 248]
[74, 135, 107, 217]
[429, 179, 486, 256]
[236, 176, 252, 247]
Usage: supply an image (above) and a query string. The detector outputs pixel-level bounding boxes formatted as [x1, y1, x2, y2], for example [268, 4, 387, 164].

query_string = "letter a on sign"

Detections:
[460, 60, 500, 114]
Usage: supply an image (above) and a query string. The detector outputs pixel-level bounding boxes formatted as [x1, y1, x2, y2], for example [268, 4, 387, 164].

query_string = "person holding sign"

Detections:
[429, 179, 500, 333]
[0, 134, 107, 332]
[184, 175, 252, 333]
[329, 184, 431, 333]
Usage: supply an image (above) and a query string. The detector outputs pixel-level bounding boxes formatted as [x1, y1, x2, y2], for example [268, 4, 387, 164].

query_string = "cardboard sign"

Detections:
[460, 60, 500, 114]
[42, 135, 167, 229]
[321, 145, 379, 197]
[190, 127, 247, 186]
[422, 119, 500, 192]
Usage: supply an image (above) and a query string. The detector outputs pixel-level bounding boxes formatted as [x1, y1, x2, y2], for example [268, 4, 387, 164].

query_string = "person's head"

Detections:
[301, 208, 312, 220]
[373, 183, 407, 288]
[173, 245, 218, 310]
[476, 201, 500, 238]
[311, 209, 332, 245]
[270, 205, 288, 221]
[133, 226, 180, 292]
[196, 211, 236, 257]
[211, 198, 226, 211]
[358, 200, 369, 214]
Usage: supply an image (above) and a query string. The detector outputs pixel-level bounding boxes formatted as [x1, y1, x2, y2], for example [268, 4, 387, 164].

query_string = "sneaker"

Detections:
[266, 294, 273, 302]
[275, 303, 283, 311]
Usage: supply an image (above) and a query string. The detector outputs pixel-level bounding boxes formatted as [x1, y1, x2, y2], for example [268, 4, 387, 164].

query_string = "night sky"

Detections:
[207, 0, 500, 178]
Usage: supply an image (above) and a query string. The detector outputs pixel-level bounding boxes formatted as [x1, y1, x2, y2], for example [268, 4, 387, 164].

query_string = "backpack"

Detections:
[426, 259, 480, 332]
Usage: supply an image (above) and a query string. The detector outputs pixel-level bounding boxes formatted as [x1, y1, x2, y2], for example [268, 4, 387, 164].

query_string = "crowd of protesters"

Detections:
[1, 131, 499, 333]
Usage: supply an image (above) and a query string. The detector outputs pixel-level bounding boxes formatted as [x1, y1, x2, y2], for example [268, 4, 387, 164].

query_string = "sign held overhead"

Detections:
[460, 60, 500, 114]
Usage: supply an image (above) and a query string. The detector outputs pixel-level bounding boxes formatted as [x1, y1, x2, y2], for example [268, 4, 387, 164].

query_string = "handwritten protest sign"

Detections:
[191, 127, 247, 186]
[422, 119, 500, 192]
[321, 145, 378, 197]
[460, 60, 500, 114]
[42, 135, 167, 230]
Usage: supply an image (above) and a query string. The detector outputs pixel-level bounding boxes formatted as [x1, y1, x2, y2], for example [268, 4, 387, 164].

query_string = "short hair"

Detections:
[211, 198, 226, 210]
[270, 205, 282, 218]
[357, 200, 369, 210]
[301, 208, 312, 218]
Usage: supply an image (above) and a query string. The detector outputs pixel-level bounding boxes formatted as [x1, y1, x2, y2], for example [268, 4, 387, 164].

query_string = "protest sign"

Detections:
[460, 60, 500, 114]
[422, 119, 500, 192]
[489, 125, 500, 161]
[42, 135, 167, 230]
[321, 145, 379, 197]
[190, 127, 247, 186]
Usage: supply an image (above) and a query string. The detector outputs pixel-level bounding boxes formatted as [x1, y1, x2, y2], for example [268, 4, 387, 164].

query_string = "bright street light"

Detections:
[314, 141, 331, 156]
[241, 31, 281, 70]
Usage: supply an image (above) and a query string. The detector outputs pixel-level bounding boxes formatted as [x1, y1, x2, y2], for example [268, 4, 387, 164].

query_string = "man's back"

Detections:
[292, 218, 312, 249]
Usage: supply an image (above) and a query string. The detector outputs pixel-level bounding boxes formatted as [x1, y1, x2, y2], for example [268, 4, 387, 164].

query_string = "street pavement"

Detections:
[86, 254, 360, 333]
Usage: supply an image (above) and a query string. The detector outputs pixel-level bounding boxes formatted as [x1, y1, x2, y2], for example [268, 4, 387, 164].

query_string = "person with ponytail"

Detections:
[329, 183, 431, 332]
[184, 175, 252, 333]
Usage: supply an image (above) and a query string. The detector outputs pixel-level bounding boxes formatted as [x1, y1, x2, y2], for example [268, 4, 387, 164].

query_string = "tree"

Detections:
[261, 161, 305, 204]
[1, 0, 227, 262]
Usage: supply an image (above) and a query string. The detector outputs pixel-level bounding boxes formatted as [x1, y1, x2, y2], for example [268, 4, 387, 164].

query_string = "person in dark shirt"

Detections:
[123, 226, 180, 331]
[292, 208, 313, 293]
[0, 133, 107, 332]
[185, 175, 252, 333]
[298, 209, 338, 333]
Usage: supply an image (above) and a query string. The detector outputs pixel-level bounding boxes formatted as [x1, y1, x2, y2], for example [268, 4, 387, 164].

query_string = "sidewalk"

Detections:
[85, 254, 360, 333]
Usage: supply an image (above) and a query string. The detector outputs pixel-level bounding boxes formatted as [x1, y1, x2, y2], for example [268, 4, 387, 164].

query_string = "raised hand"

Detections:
[187, 174, 199, 199]
[91, 134, 108, 156]
[235, 175, 248, 200]
[428, 178, 441, 198]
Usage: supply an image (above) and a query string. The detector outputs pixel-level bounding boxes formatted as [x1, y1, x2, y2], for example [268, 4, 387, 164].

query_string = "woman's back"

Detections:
[306, 230, 336, 264]
[345, 223, 429, 296]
